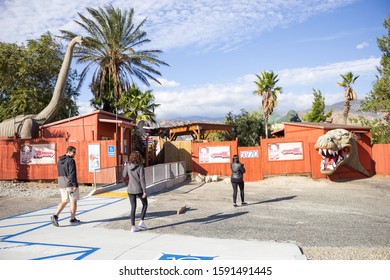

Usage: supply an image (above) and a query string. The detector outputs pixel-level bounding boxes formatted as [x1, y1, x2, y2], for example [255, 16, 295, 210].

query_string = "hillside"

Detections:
[158, 100, 384, 128]
[277, 100, 384, 125]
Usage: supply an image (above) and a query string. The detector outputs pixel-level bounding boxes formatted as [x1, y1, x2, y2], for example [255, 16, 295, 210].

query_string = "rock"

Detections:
[194, 174, 205, 183]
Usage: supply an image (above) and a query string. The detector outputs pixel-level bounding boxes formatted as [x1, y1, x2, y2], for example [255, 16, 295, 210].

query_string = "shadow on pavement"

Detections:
[246, 195, 297, 206]
[148, 211, 249, 231]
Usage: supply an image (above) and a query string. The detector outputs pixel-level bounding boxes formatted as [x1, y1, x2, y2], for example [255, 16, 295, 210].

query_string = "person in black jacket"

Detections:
[231, 154, 247, 207]
[50, 146, 80, 226]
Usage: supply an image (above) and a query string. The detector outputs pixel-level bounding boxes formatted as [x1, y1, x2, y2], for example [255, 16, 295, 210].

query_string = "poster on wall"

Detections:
[20, 144, 55, 164]
[268, 142, 303, 161]
[88, 144, 101, 172]
[199, 146, 230, 163]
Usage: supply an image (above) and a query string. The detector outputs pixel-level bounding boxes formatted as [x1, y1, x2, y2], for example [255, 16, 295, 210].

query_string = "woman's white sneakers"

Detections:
[130, 221, 147, 232]
[130, 226, 140, 232]
[138, 220, 148, 230]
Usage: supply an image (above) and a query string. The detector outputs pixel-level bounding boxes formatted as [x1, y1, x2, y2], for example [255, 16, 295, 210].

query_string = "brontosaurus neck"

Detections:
[36, 36, 81, 123]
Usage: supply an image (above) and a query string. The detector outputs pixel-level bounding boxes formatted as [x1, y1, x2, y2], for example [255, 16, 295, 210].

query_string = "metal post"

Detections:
[93, 170, 97, 190]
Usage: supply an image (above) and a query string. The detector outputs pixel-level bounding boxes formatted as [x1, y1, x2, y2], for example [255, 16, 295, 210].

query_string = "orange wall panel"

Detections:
[238, 146, 262, 181]
[372, 144, 390, 175]
[260, 137, 311, 176]
[0, 139, 118, 184]
[192, 140, 238, 176]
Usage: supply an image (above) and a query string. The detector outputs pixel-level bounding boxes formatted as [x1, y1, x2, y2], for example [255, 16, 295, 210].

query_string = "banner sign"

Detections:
[20, 144, 55, 165]
[199, 146, 230, 163]
[268, 142, 303, 161]
[88, 144, 101, 172]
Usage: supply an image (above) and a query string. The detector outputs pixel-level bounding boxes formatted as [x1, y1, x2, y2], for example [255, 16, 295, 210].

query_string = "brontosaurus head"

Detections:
[72, 35, 83, 46]
[314, 129, 368, 176]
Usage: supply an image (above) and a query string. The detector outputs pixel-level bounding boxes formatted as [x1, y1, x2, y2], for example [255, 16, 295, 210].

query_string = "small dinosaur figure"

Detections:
[314, 129, 369, 176]
[0, 36, 83, 139]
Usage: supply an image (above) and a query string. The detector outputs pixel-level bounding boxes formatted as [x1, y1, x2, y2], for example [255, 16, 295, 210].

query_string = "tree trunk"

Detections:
[264, 114, 269, 139]
[343, 100, 351, 125]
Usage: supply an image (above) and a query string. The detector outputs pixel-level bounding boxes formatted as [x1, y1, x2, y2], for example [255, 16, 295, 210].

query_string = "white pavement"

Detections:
[0, 194, 306, 260]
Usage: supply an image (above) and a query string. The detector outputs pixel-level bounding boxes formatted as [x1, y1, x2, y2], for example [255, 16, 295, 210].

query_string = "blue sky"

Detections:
[0, 0, 388, 121]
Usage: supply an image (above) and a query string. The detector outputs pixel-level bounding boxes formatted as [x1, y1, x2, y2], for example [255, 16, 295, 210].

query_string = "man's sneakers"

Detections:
[70, 218, 81, 224]
[50, 215, 59, 227]
[50, 216, 81, 226]
[138, 220, 148, 230]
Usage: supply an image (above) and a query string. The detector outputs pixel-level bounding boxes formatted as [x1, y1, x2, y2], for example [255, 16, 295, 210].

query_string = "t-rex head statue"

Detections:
[314, 129, 369, 176]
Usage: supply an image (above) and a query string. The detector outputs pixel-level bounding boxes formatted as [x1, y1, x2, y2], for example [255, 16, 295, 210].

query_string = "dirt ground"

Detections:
[1, 175, 390, 260]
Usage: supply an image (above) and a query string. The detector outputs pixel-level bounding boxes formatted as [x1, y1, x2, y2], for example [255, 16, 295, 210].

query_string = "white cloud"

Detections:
[278, 57, 380, 86]
[154, 78, 180, 88]
[154, 82, 258, 120]
[0, 0, 355, 51]
[154, 57, 379, 119]
[356, 42, 369, 49]
[78, 101, 94, 116]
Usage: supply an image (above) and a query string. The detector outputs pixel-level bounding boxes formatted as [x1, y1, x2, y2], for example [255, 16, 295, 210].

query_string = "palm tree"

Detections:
[116, 84, 160, 124]
[253, 71, 283, 138]
[337, 72, 359, 124]
[60, 4, 168, 112]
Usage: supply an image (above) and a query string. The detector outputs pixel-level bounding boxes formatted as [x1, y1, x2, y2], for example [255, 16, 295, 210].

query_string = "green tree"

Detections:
[116, 84, 160, 124]
[253, 71, 282, 138]
[358, 15, 390, 143]
[60, 4, 168, 112]
[336, 71, 359, 124]
[0, 33, 79, 122]
[350, 116, 390, 144]
[216, 109, 265, 146]
[302, 89, 333, 122]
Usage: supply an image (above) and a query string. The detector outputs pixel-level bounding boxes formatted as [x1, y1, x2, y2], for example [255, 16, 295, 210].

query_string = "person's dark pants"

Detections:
[232, 181, 245, 204]
[127, 193, 148, 226]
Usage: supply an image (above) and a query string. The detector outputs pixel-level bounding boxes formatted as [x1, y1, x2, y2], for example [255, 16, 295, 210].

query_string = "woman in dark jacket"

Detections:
[123, 151, 148, 232]
[231, 154, 246, 207]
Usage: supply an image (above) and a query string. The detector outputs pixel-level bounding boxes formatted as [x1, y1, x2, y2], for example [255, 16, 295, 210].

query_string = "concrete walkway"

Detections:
[0, 187, 306, 260]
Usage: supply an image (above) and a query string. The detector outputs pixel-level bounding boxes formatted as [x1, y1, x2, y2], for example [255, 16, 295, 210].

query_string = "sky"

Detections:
[0, 0, 389, 121]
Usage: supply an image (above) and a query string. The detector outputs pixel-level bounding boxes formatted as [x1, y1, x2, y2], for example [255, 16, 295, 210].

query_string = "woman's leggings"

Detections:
[128, 193, 148, 226]
[232, 182, 245, 204]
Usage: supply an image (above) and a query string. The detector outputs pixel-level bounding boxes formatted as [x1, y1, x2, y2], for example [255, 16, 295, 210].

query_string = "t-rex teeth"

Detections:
[318, 149, 322, 155]
[327, 164, 334, 170]
[321, 160, 326, 170]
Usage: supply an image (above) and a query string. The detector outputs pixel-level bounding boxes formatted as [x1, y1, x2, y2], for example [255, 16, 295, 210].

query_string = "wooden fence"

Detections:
[372, 144, 390, 175]
[0, 138, 117, 183]
[2, 138, 389, 183]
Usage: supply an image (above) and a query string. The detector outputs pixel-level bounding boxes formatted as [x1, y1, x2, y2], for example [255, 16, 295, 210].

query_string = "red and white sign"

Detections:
[199, 146, 231, 163]
[20, 144, 56, 164]
[268, 142, 303, 161]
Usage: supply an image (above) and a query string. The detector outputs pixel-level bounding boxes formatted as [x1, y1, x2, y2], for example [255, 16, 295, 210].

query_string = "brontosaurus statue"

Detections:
[0, 36, 83, 139]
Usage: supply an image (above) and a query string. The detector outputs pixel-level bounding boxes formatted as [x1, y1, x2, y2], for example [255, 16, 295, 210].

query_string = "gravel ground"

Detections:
[0, 181, 94, 219]
[1, 176, 389, 260]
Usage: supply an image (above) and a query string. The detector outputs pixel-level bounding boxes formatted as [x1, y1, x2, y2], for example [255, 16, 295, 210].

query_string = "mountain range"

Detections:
[158, 100, 384, 127]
